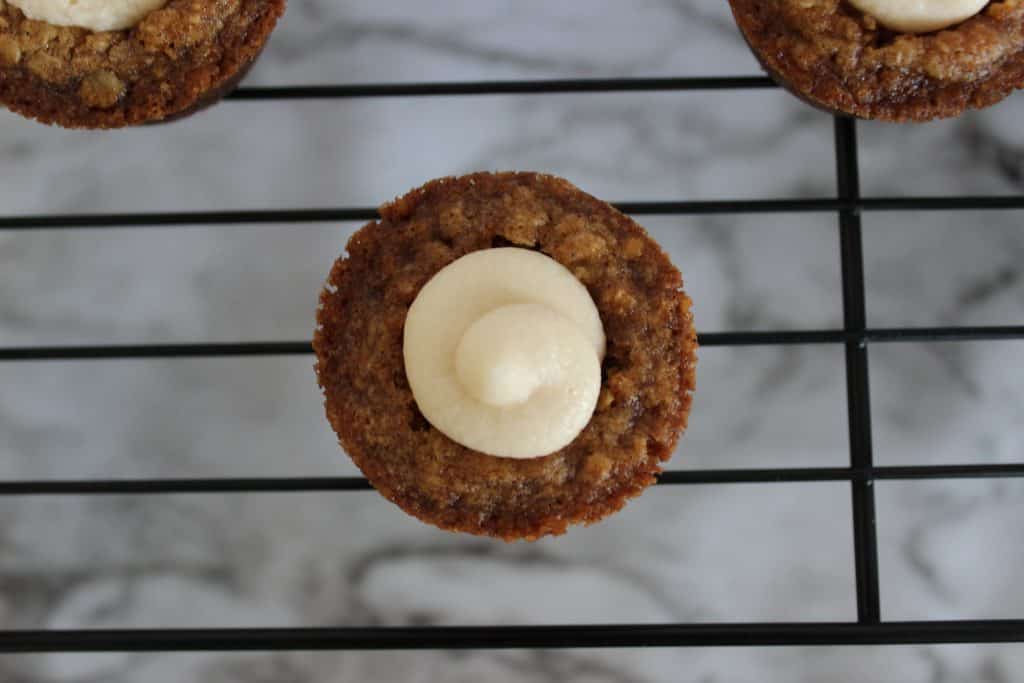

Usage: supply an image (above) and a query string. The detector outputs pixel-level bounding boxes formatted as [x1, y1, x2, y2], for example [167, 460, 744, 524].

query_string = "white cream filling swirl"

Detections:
[403, 248, 605, 459]
[847, 0, 989, 34]
[8, 0, 168, 31]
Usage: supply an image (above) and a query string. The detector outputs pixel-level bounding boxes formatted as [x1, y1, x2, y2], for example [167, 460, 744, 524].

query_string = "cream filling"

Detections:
[848, 0, 989, 33]
[403, 248, 605, 459]
[8, 0, 167, 31]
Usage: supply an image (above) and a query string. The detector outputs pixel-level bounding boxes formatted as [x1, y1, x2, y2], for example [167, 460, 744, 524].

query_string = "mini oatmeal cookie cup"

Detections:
[728, 0, 1024, 122]
[314, 172, 698, 541]
[0, 0, 286, 128]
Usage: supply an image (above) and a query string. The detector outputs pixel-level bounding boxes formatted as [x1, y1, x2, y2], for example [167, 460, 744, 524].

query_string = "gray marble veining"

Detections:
[1, 2, 1022, 681]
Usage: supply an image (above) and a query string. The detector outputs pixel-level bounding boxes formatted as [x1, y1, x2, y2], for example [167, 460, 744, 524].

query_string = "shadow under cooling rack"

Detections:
[1, 75, 1023, 653]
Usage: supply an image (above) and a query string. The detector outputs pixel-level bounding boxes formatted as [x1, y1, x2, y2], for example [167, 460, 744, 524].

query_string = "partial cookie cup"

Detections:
[728, 0, 1024, 122]
[0, 0, 286, 128]
[313, 172, 698, 541]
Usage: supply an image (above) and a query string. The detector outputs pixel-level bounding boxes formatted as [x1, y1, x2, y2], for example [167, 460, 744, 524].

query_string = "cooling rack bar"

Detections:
[226, 76, 778, 100]
[862, 196, 1024, 211]
[659, 463, 1024, 485]
[2, 620, 1021, 653]
[1, 464, 1020, 496]
[0, 342, 313, 361]
[866, 325, 1024, 343]
[2, 196, 1023, 231]
[4, 326, 1023, 362]
[703, 326, 1024, 346]
[0, 478, 373, 495]
[835, 118, 882, 624]
[0, 208, 379, 230]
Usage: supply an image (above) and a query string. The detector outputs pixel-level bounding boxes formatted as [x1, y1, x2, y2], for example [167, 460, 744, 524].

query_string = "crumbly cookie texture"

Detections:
[314, 172, 698, 541]
[729, 0, 1024, 121]
[0, 0, 285, 127]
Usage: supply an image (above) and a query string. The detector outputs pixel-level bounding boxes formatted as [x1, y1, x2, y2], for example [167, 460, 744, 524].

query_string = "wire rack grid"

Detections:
[1, 75, 1024, 654]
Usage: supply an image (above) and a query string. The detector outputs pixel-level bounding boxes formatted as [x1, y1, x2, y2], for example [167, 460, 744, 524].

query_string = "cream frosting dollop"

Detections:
[8, 0, 167, 31]
[848, 0, 989, 34]
[403, 248, 605, 459]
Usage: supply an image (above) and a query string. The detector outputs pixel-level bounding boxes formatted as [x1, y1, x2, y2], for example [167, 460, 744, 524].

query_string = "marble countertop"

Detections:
[1, 2, 1022, 681]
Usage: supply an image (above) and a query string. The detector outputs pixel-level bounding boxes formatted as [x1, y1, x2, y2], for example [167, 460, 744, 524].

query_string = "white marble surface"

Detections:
[0, 1, 1023, 681]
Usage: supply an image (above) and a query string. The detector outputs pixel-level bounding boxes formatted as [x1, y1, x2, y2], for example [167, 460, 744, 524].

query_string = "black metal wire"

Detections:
[4, 326, 1024, 362]
[2, 196, 1023, 231]
[225, 76, 778, 99]
[0, 341, 314, 361]
[834, 118, 882, 624]
[2, 75, 1023, 653]
[1, 464, 1022, 496]
[1, 620, 1022, 653]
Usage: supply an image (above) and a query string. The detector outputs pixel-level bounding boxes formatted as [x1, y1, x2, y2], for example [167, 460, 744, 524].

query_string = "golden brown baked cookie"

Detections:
[314, 172, 698, 541]
[728, 0, 1024, 122]
[0, 0, 286, 128]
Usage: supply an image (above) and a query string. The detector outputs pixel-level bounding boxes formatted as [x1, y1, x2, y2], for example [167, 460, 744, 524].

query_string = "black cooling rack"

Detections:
[1, 75, 1024, 655]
